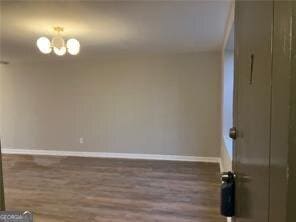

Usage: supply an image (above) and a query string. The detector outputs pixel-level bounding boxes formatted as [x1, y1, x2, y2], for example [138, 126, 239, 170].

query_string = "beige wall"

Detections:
[0, 52, 221, 157]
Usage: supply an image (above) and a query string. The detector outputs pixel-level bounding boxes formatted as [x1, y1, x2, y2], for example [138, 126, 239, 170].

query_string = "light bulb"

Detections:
[66, 38, 80, 55]
[53, 47, 66, 56]
[52, 36, 65, 49]
[36, 37, 52, 54]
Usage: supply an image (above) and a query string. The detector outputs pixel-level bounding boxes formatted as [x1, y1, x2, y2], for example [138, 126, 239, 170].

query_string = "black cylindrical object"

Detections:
[221, 171, 235, 217]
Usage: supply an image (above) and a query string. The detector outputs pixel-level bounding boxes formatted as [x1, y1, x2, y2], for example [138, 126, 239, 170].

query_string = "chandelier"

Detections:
[36, 27, 80, 56]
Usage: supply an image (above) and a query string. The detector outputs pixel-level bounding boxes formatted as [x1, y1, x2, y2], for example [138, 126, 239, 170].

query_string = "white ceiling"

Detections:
[0, 0, 231, 61]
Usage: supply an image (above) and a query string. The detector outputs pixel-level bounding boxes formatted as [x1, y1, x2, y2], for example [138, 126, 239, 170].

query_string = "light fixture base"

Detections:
[53, 26, 64, 33]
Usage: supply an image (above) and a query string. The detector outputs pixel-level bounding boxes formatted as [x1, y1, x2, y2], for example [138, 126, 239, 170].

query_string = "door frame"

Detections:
[287, 2, 296, 221]
[0, 141, 5, 210]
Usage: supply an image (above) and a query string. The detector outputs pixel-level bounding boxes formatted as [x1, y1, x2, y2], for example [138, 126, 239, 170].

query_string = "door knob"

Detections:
[229, 127, 237, 140]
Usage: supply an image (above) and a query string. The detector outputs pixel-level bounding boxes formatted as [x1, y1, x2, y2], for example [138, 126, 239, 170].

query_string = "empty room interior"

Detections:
[0, 0, 295, 222]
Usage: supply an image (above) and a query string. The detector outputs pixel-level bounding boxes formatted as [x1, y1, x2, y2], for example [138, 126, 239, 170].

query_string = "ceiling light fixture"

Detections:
[36, 27, 80, 56]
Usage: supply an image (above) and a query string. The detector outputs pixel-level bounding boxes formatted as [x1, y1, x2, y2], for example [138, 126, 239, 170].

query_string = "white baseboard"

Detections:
[1, 148, 221, 163]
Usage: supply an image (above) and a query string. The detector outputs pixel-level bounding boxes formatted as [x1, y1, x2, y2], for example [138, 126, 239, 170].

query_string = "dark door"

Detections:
[233, 1, 273, 222]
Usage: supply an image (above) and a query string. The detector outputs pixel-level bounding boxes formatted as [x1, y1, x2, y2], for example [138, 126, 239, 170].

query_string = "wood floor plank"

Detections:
[2, 154, 224, 222]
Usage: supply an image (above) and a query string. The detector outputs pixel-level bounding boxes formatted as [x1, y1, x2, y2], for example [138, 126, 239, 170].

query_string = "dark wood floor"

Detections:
[2, 154, 224, 222]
